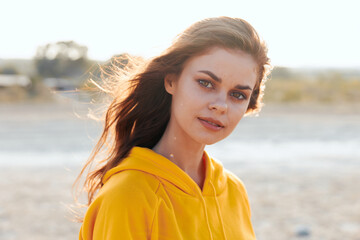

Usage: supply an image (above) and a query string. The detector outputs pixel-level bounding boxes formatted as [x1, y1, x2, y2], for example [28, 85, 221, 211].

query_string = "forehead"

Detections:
[182, 47, 258, 84]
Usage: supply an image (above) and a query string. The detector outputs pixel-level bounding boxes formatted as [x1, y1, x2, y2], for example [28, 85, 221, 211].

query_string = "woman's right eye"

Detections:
[198, 79, 213, 88]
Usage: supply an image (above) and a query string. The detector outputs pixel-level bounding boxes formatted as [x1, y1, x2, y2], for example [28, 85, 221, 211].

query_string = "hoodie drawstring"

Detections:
[210, 181, 228, 240]
[200, 196, 214, 240]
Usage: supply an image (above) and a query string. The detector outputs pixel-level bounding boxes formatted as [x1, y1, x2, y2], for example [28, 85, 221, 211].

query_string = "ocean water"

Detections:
[0, 102, 359, 169]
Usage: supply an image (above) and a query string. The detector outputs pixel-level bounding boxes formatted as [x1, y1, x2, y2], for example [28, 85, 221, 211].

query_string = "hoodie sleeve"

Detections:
[79, 170, 160, 240]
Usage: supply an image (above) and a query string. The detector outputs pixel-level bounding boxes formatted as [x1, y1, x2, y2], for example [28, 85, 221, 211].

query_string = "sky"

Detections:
[1, 0, 360, 68]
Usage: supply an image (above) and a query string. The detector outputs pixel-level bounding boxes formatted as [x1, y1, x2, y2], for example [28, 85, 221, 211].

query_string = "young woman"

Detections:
[76, 16, 271, 239]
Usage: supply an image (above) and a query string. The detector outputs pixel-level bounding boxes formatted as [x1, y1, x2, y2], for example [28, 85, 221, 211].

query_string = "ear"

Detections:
[164, 74, 176, 95]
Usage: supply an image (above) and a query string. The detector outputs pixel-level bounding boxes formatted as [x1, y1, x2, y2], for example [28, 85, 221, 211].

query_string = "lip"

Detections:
[198, 117, 224, 131]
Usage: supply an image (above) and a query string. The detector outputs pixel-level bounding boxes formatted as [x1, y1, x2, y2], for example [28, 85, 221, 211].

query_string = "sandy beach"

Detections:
[0, 100, 359, 240]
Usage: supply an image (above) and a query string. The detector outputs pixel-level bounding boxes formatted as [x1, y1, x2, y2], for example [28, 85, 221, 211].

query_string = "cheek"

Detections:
[176, 84, 206, 109]
[228, 105, 248, 127]
[171, 87, 200, 118]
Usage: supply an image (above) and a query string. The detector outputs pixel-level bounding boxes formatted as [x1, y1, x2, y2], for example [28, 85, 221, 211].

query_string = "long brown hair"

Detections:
[74, 16, 271, 210]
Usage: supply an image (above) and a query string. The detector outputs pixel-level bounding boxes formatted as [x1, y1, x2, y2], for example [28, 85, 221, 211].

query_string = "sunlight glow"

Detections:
[1, 0, 360, 68]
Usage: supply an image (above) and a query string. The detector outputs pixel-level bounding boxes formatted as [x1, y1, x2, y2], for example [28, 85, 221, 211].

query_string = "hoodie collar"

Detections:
[102, 146, 227, 197]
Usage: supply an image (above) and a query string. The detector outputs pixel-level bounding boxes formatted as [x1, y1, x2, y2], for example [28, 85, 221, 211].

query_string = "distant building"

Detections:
[0, 74, 31, 88]
[43, 78, 76, 91]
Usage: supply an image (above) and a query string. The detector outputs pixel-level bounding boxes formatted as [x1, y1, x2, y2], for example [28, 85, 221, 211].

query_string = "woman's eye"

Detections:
[198, 79, 213, 88]
[231, 91, 247, 100]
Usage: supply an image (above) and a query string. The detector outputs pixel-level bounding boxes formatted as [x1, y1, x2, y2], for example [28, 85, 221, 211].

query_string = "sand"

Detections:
[1, 164, 359, 240]
[0, 101, 359, 240]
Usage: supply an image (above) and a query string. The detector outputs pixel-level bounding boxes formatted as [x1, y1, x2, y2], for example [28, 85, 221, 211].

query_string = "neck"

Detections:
[152, 118, 206, 186]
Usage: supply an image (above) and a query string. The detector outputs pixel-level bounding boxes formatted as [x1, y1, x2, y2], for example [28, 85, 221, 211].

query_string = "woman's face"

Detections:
[165, 47, 258, 145]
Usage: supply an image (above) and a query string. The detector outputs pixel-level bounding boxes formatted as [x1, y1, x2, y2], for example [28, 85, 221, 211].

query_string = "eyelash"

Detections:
[198, 79, 213, 88]
[197, 79, 247, 101]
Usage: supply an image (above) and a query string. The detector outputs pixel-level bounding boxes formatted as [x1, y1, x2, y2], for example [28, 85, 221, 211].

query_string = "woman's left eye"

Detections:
[231, 91, 246, 100]
[198, 79, 213, 88]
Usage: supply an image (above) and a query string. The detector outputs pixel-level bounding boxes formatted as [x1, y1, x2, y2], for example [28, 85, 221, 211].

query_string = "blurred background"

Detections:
[0, 0, 359, 239]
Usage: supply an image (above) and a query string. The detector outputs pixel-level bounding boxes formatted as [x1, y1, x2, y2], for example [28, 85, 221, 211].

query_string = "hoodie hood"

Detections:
[81, 146, 255, 240]
[102, 146, 227, 197]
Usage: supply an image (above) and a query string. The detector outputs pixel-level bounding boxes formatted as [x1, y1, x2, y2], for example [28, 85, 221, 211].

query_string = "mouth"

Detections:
[197, 117, 224, 128]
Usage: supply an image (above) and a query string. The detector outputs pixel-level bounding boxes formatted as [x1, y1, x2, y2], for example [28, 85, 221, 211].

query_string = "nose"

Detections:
[208, 95, 228, 114]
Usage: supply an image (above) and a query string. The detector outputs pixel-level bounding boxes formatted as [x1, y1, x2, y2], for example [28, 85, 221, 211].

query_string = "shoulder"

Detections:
[224, 169, 245, 188]
[224, 169, 247, 192]
[223, 169, 252, 214]
[98, 170, 161, 207]
[81, 170, 161, 239]
[83, 171, 161, 229]
[208, 156, 249, 197]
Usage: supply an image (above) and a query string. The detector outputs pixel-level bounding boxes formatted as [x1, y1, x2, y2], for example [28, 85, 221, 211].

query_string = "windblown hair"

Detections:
[74, 16, 271, 211]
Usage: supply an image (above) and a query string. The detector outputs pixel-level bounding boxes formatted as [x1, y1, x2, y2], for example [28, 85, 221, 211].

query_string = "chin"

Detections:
[194, 135, 226, 146]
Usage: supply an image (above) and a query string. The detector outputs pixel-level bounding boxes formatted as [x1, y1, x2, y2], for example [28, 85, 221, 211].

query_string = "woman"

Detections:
[76, 16, 271, 239]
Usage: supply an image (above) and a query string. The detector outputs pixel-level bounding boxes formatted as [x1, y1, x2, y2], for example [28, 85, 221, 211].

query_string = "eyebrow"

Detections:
[198, 70, 253, 91]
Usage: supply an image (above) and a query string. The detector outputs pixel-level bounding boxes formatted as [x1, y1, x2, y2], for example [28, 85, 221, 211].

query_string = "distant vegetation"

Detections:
[263, 67, 360, 103]
[0, 41, 94, 102]
[34, 41, 92, 80]
[0, 42, 359, 104]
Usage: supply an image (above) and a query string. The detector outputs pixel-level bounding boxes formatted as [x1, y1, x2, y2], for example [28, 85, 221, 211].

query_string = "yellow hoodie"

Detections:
[79, 146, 256, 240]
